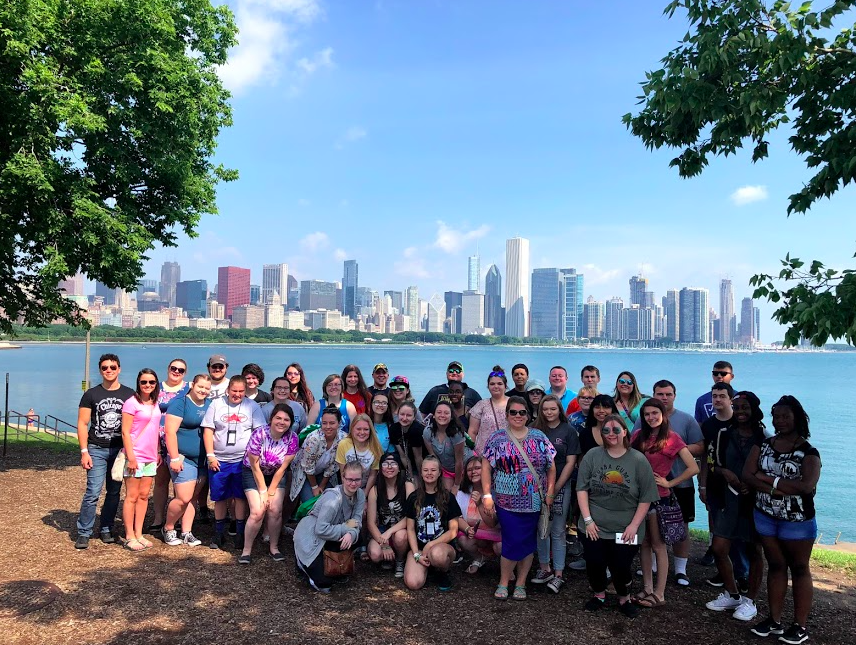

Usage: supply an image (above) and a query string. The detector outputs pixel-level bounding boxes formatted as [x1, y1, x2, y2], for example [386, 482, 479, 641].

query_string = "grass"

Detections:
[1, 433, 80, 454]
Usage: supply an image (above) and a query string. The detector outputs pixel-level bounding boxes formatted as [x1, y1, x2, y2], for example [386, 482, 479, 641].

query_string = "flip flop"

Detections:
[494, 585, 509, 600]
[123, 539, 145, 552]
[466, 559, 486, 574]
[512, 585, 527, 601]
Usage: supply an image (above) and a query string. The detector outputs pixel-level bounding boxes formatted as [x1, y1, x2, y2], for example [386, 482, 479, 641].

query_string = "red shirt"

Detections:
[632, 430, 686, 497]
[343, 390, 371, 416]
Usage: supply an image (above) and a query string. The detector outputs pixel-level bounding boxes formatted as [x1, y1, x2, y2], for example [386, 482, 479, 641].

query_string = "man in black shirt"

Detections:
[75, 353, 135, 549]
[418, 361, 481, 416]
[506, 363, 529, 397]
[368, 363, 390, 397]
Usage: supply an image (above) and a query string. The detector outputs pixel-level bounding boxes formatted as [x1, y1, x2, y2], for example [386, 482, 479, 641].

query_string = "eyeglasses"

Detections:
[100, 365, 118, 372]
[343, 477, 362, 484]
[209, 364, 226, 370]
[601, 427, 624, 435]
[390, 385, 407, 391]
[617, 378, 634, 386]
[579, 396, 594, 401]
[712, 371, 732, 377]
[507, 409, 528, 417]
[447, 368, 462, 374]
[381, 461, 398, 468]
[169, 366, 186, 374]
[273, 386, 290, 392]
[139, 380, 157, 386]
[373, 401, 389, 407]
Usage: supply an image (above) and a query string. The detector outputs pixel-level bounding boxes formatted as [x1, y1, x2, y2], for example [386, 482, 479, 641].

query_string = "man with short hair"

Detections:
[418, 361, 481, 415]
[368, 363, 390, 397]
[506, 363, 529, 397]
[634, 379, 704, 587]
[547, 366, 576, 412]
[261, 376, 308, 432]
[695, 361, 735, 423]
[565, 365, 600, 415]
[75, 353, 135, 549]
[207, 354, 229, 399]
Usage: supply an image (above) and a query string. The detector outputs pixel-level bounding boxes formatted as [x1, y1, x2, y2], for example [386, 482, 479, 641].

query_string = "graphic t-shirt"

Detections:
[202, 397, 266, 463]
[121, 397, 162, 463]
[405, 490, 462, 549]
[376, 487, 407, 529]
[388, 421, 425, 471]
[208, 380, 228, 400]
[754, 439, 821, 522]
[158, 383, 189, 422]
[576, 448, 659, 540]
[631, 430, 686, 497]
[695, 391, 714, 424]
[335, 439, 380, 488]
[482, 429, 556, 513]
[166, 394, 211, 460]
[243, 425, 299, 475]
[79, 384, 135, 448]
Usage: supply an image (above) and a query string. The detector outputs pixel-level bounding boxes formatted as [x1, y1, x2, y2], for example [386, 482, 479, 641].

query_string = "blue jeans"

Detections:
[537, 483, 572, 572]
[76, 445, 123, 537]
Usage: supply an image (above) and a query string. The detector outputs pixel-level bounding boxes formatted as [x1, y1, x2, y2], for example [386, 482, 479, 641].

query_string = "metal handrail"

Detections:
[4, 410, 76, 443]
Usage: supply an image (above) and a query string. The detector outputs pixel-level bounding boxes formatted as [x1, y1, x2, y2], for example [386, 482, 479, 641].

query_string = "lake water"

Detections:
[2, 342, 852, 541]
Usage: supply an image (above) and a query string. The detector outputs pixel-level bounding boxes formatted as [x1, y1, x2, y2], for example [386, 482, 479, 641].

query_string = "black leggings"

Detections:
[300, 541, 347, 590]
[582, 535, 639, 597]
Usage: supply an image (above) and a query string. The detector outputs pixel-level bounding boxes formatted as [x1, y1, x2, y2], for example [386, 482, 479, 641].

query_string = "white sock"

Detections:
[674, 556, 688, 575]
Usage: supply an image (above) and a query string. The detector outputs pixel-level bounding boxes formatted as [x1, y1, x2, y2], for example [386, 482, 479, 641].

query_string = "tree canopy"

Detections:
[0, 0, 237, 334]
[623, 0, 856, 346]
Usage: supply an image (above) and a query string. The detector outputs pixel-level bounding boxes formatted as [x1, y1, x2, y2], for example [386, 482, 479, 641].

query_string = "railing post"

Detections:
[3, 373, 9, 458]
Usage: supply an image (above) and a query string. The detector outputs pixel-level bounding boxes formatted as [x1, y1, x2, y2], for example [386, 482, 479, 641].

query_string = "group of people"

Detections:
[75, 354, 820, 644]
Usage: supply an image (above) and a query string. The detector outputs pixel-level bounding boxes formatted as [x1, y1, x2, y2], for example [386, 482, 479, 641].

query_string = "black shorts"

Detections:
[673, 486, 696, 523]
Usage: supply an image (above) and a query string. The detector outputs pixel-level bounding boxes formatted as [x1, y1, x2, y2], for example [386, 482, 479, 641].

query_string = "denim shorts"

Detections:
[169, 457, 201, 486]
[753, 509, 817, 541]
[241, 465, 287, 491]
[209, 461, 245, 502]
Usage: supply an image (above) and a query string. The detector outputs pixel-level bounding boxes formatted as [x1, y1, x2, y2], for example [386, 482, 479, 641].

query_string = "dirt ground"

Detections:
[1, 445, 853, 645]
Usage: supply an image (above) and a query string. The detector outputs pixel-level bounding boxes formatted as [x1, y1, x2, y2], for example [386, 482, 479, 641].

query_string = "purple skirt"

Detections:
[496, 506, 538, 561]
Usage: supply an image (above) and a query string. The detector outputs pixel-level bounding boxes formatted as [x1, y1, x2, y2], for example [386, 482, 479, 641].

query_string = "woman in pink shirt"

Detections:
[121, 369, 163, 552]
[630, 398, 698, 606]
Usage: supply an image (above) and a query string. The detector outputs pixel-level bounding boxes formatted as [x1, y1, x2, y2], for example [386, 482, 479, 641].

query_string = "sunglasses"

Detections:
[489, 371, 505, 378]
[447, 368, 462, 374]
[209, 364, 226, 370]
[507, 409, 528, 417]
[390, 385, 407, 391]
[601, 426, 624, 435]
[169, 366, 186, 374]
[617, 378, 634, 386]
[100, 365, 118, 372]
[139, 379, 157, 386]
[712, 371, 732, 377]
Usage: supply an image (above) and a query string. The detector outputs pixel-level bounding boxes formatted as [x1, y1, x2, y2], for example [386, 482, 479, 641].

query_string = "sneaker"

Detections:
[182, 532, 202, 547]
[618, 600, 641, 619]
[99, 530, 115, 545]
[162, 528, 182, 546]
[584, 596, 605, 611]
[210, 532, 225, 550]
[546, 576, 565, 594]
[750, 617, 785, 638]
[778, 624, 808, 645]
[531, 569, 554, 584]
[706, 591, 742, 612]
[568, 538, 584, 558]
[701, 546, 716, 567]
[437, 571, 453, 592]
[738, 577, 750, 595]
[74, 536, 90, 550]
[228, 519, 237, 536]
[675, 573, 690, 587]
[568, 559, 587, 571]
[237, 554, 251, 565]
[706, 573, 725, 587]
[395, 560, 405, 578]
[733, 598, 758, 622]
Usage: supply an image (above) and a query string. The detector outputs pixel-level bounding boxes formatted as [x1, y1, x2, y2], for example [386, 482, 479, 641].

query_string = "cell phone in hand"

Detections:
[615, 533, 638, 545]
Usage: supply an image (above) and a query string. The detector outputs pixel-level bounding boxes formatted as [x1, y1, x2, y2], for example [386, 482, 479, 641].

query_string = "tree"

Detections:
[0, 0, 237, 334]
[623, 0, 856, 346]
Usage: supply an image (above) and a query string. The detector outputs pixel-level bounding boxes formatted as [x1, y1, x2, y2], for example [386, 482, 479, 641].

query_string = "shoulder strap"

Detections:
[505, 430, 546, 501]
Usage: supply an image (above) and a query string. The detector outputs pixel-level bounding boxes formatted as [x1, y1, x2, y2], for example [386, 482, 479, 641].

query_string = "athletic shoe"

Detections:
[99, 530, 115, 545]
[738, 577, 750, 595]
[750, 617, 785, 637]
[395, 560, 405, 578]
[228, 519, 237, 536]
[568, 538, 584, 558]
[531, 569, 554, 584]
[700, 547, 716, 567]
[74, 536, 90, 550]
[584, 596, 605, 611]
[437, 571, 453, 592]
[546, 576, 565, 594]
[706, 573, 725, 587]
[675, 573, 690, 587]
[568, 559, 587, 571]
[618, 600, 640, 619]
[237, 554, 251, 565]
[778, 624, 808, 644]
[733, 598, 758, 622]
[210, 532, 225, 550]
[182, 532, 202, 547]
[162, 528, 182, 546]
[706, 591, 742, 612]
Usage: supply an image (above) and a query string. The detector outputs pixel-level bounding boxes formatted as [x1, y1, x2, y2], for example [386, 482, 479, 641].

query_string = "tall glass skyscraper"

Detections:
[343, 260, 358, 320]
[505, 237, 530, 338]
[467, 255, 480, 292]
[485, 265, 503, 335]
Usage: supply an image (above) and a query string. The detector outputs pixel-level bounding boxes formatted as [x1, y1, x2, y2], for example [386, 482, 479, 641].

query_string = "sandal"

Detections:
[512, 585, 527, 601]
[137, 537, 153, 549]
[466, 558, 486, 574]
[123, 539, 146, 552]
[634, 592, 666, 608]
[494, 585, 509, 600]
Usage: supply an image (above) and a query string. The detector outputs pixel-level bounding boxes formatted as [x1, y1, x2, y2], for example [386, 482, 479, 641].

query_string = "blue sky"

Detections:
[139, 0, 854, 343]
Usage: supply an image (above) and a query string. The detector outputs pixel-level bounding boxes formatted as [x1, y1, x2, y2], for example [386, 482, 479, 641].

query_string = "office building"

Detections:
[679, 287, 710, 343]
[461, 290, 485, 334]
[176, 280, 208, 318]
[505, 237, 530, 338]
[484, 264, 504, 335]
[342, 260, 358, 319]
[604, 297, 624, 341]
[159, 261, 180, 307]
[426, 293, 446, 333]
[663, 289, 680, 341]
[467, 255, 480, 292]
[262, 263, 289, 306]
[250, 284, 261, 306]
[136, 279, 158, 300]
[287, 275, 299, 310]
[383, 290, 403, 313]
[560, 268, 584, 341]
[217, 266, 251, 319]
[754, 307, 761, 342]
[582, 296, 605, 339]
[232, 305, 265, 329]
[405, 286, 420, 333]
[740, 297, 755, 344]
[444, 291, 463, 334]
[530, 268, 562, 339]
[59, 272, 85, 296]
[299, 280, 337, 311]
[629, 274, 648, 307]
[95, 281, 116, 305]
[720, 278, 735, 344]
[620, 304, 656, 341]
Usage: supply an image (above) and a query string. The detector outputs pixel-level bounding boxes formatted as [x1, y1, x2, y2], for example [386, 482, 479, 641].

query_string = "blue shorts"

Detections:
[753, 509, 817, 541]
[209, 461, 246, 502]
[169, 457, 201, 486]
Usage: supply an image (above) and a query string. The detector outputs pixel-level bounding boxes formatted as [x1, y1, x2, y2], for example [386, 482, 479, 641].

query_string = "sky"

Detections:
[136, 0, 855, 344]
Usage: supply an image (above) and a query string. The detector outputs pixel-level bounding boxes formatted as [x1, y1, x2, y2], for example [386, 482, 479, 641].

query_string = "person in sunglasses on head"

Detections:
[418, 361, 482, 417]
[468, 366, 510, 456]
[206, 354, 229, 399]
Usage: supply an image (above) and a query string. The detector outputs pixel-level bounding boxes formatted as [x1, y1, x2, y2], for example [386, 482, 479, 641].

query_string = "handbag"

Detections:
[110, 450, 126, 482]
[505, 429, 550, 540]
[655, 492, 687, 545]
[323, 548, 354, 577]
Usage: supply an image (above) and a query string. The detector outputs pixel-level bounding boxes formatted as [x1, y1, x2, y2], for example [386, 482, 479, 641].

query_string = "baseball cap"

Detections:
[390, 375, 409, 387]
[525, 379, 547, 393]
[208, 354, 228, 366]
[447, 361, 463, 371]
[373, 363, 388, 373]
[380, 450, 403, 468]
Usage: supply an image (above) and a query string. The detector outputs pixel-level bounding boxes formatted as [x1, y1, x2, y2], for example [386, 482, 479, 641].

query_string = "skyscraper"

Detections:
[467, 255, 480, 292]
[530, 268, 562, 339]
[663, 289, 680, 340]
[217, 266, 251, 319]
[343, 260, 358, 320]
[505, 237, 530, 338]
[287, 275, 299, 310]
[582, 296, 605, 339]
[59, 273, 85, 296]
[461, 291, 485, 334]
[176, 280, 208, 318]
[719, 278, 735, 344]
[604, 297, 624, 341]
[427, 293, 446, 332]
[754, 307, 761, 342]
[95, 280, 116, 305]
[740, 297, 755, 344]
[262, 263, 289, 305]
[679, 287, 710, 343]
[484, 265, 504, 335]
[405, 286, 419, 332]
[299, 280, 338, 311]
[383, 290, 403, 312]
[444, 291, 463, 334]
[629, 274, 648, 307]
[560, 268, 584, 341]
[136, 279, 158, 300]
[160, 261, 181, 307]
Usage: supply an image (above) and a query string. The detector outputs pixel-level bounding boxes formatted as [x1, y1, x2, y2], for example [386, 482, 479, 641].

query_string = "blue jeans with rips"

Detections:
[76, 445, 123, 537]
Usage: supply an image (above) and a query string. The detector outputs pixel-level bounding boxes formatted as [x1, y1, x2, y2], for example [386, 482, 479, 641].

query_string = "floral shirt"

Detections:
[469, 398, 508, 456]
[242, 425, 298, 475]
[482, 428, 556, 513]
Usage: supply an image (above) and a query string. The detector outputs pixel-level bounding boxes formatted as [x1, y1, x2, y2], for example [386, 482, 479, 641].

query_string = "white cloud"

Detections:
[393, 248, 431, 279]
[730, 185, 769, 206]
[335, 127, 368, 149]
[297, 47, 335, 75]
[432, 221, 491, 254]
[580, 263, 621, 286]
[333, 248, 348, 262]
[299, 231, 330, 252]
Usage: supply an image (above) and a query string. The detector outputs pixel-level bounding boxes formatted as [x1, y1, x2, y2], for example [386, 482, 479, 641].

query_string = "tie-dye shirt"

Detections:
[243, 425, 299, 475]
[482, 429, 556, 513]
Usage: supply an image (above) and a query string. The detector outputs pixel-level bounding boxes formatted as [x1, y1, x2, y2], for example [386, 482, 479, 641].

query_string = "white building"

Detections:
[504, 237, 530, 338]
[262, 263, 289, 306]
[461, 290, 485, 334]
[426, 294, 446, 333]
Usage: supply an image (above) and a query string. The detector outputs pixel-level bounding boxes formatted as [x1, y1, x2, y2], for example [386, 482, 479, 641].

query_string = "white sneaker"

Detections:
[531, 569, 554, 584]
[181, 531, 202, 546]
[706, 592, 742, 612]
[162, 528, 182, 546]
[733, 598, 758, 621]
